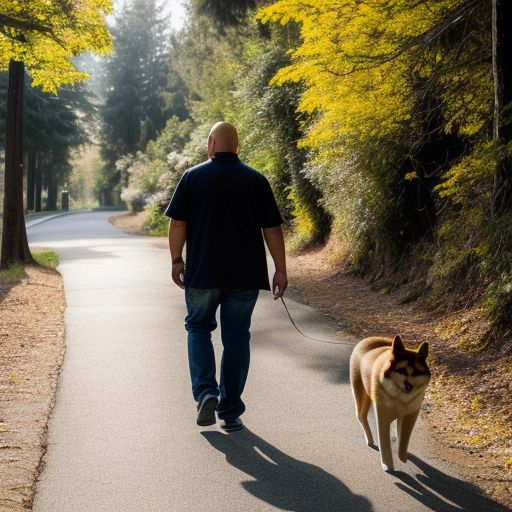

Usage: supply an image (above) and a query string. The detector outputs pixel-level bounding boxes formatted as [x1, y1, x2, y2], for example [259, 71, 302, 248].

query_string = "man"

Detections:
[166, 121, 287, 432]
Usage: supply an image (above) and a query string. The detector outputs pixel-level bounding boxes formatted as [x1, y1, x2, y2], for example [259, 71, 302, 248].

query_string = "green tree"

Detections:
[192, 0, 257, 29]
[25, 82, 93, 211]
[99, 0, 188, 204]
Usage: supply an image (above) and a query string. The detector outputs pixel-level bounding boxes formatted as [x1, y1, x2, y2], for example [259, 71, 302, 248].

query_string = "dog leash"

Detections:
[279, 296, 354, 346]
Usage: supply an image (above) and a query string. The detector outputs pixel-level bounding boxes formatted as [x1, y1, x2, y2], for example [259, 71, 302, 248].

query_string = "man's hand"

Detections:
[263, 225, 287, 300]
[172, 259, 185, 289]
[169, 218, 187, 290]
[272, 271, 288, 299]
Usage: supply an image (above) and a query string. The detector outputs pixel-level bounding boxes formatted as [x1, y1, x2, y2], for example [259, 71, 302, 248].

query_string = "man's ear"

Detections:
[207, 134, 215, 158]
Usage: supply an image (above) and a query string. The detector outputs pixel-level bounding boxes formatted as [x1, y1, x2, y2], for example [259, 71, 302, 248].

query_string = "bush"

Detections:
[120, 185, 146, 213]
[143, 205, 169, 237]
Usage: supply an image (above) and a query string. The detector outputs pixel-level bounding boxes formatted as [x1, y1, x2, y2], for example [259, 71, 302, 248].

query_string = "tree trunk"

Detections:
[26, 148, 36, 211]
[0, 59, 32, 268]
[35, 152, 42, 212]
[491, 0, 512, 216]
[100, 187, 112, 206]
[46, 176, 58, 211]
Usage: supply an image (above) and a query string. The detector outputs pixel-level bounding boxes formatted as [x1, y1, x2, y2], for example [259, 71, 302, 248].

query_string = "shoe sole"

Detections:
[197, 396, 218, 426]
[220, 422, 244, 432]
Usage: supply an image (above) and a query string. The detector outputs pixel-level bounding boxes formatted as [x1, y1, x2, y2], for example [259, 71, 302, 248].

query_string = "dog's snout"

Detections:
[404, 380, 413, 392]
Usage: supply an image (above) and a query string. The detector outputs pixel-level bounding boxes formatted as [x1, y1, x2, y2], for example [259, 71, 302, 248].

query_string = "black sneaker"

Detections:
[220, 418, 244, 432]
[197, 394, 218, 426]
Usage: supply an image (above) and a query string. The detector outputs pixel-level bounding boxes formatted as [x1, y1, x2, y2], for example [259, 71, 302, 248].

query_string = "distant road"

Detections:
[27, 212, 503, 511]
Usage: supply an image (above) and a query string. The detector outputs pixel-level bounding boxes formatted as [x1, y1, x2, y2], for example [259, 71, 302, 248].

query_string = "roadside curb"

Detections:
[26, 209, 92, 228]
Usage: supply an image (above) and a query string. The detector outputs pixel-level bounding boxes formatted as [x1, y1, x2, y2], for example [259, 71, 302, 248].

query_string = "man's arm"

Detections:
[263, 225, 287, 299]
[168, 218, 187, 289]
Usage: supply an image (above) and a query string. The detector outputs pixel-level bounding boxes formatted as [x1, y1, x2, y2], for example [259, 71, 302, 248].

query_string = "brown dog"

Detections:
[349, 335, 430, 472]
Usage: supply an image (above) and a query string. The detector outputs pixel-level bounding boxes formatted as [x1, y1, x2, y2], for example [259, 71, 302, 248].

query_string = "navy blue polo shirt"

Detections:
[165, 152, 283, 290]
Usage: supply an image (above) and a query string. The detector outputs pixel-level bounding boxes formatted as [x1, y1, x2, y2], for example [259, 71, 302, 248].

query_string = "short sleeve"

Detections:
[165, 172, 189, 220]
[259, 177, 283, 228]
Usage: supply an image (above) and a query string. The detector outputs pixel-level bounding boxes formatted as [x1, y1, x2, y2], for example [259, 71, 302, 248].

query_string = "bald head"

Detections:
[208, 122, 239, 157]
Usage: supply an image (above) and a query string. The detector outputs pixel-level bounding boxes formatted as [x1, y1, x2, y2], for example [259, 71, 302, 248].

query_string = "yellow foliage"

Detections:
[0, 0, 112, 93]
[468, 435, 483, 446]
[471, 396, 484, 411]
[435, 142, 496, 205]
[287, 186, 315, 238]
[257, 0, 466, 153]
[442, 67, 493, 136]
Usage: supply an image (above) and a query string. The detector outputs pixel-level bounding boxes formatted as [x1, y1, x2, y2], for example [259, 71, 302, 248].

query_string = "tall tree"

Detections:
[99, 0, 182, 204]
[0, 0, 112, 267]
[193, 0, 256, 28]
[2, 58, 27, 265]
[23, 82, 93, 211]
[491, 0, 512, 216]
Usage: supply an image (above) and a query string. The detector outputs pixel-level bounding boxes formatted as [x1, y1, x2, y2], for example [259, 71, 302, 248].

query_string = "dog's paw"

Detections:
[364, 434, 375, 446]
[398, 452, 408, 463]
[368, 442, 378, 451]
[381, 462, 395, 473]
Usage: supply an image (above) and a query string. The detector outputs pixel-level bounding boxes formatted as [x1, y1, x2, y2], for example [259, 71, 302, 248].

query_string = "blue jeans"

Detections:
[184, 288, 259, 420]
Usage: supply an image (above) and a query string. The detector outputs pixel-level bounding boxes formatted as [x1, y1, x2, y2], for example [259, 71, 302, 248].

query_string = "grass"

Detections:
[32, 248, 59, 269]
[0, 249, 58, 285]
[0, 262, 26, 283]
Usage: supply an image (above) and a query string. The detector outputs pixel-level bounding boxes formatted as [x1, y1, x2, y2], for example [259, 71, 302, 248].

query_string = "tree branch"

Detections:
[0, 14, 53, 35]
[320, 0, 482, 78]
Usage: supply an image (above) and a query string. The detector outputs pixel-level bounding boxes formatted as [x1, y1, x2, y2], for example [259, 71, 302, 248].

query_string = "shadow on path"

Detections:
[394, 453, 509, 512]
[202, 428, 373, 512]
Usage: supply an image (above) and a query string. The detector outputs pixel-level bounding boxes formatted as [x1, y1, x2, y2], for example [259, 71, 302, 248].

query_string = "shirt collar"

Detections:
[212, 152, 239, 161]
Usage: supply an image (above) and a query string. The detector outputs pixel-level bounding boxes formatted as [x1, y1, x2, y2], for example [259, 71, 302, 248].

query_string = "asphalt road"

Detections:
[26, 212, 504, 512]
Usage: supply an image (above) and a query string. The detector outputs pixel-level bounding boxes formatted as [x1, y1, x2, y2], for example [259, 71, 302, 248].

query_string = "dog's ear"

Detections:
[417, 341, 429, 360]
[392, 335, 405, 353]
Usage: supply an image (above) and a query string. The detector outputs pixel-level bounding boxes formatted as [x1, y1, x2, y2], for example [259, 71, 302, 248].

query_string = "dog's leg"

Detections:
[357, 392, 375, 446]
[375, 405, 394, 472]
[396, 416, 402, 444]
[351, 374, 375, 446]
[398, 410, 420, 463]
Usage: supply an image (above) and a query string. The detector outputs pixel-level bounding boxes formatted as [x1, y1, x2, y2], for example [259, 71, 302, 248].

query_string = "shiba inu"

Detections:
[349, 335, 430, 472]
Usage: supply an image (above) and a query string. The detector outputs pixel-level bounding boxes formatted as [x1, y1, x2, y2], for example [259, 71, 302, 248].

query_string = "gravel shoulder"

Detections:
[0, 266, 65, 511]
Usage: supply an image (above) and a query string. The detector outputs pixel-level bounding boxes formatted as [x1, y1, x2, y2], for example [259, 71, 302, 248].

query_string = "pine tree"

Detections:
[99, 0, 181, 204]
[193, 0, 257, 28]
[23, 82, 92, 211]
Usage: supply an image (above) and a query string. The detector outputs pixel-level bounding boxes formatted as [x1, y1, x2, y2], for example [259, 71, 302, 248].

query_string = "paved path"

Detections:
[27, 212, 504, 512]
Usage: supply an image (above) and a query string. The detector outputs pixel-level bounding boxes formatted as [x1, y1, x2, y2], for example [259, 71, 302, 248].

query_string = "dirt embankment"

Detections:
[109, 211, 150, 235]
[0, 266, 65, 511]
